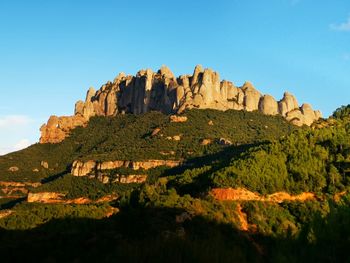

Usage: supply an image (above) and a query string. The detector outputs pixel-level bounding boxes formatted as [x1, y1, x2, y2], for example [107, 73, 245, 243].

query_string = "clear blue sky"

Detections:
[1, 0, 350, 154]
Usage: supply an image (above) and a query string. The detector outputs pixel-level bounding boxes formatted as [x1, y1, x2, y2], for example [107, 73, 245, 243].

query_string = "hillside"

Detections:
[0, 87, 349, 261]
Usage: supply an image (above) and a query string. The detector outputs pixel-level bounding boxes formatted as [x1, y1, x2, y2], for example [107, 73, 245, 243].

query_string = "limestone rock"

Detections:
[170, 115, 188, 123]
[242, 82, 261, 111]
[286, 109, 304, 126]
[130, 160, 181, 170]
[40, 115, 88, 143]
[172, 135, 181, 141]
[86, 87, 96, 102]
[71, 160, 96, 176]
[301, 103, 318, 126]
[71, 159, 182, 177]
[259, 95, 278, 115]
[27, 192, 65, 203]
[201, 139, 212, 145]
[8, 166, 19, 172]
[74, 100, 84, 115]
[218, 138, 232, 146]
[151, 128, 161, 136]
[191, 64, 204, 87]
[160, 151, 175, 156]
[40, 65, 322, 144]
[115, 174, 147, 184]
[278, 92, 299, 116]
[105, 90, 117, 116]
[285, 103, 322, 127]
[159, 65, 175, 80]
[41, 161, 49, 169]
[0, 210, 13, 219]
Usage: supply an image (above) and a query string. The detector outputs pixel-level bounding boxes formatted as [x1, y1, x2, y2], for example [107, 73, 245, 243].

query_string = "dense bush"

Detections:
[0, 202, 111, 230]
[211, 118, 350, 194]
[333, 104, 350, 119]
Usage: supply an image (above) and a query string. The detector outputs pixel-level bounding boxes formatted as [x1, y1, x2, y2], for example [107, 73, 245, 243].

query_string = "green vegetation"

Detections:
[333, 104, 350, 119]
[0, 202, 111, 230]
[31, 174, 134, 200]
[1, 106, 350, 262]
[0, 109, 294, 183]
[211, 117, 350, 194]
[70, 109, 295, 161]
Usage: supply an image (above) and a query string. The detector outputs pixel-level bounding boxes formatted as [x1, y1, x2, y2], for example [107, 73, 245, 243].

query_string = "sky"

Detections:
[0, 0, 350, 155]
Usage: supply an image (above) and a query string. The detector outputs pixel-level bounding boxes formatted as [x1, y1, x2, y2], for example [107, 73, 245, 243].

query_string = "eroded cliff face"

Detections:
[40, 115, 88, 143]
[71, 159, 182, 176]
[40, 65, 322, 143]
[27, 192, 118, 204]
[210, 188, 315, 203]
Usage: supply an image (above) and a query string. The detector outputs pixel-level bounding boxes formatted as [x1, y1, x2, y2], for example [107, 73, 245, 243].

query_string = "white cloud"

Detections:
[330, 16, 350, 32]
[0, 115, 32, 128]
[13, 139, 31, 151]
[0, 115, 35, 155]
[0, 147, 11, 156]
[0, 138, 32, 156]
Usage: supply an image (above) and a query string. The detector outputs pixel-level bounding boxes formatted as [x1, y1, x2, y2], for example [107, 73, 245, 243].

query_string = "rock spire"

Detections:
[40, 65, 322, 143]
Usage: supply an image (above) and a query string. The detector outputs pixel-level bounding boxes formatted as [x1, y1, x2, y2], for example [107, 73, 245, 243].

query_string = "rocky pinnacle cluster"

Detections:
[40, 65, 322, 143]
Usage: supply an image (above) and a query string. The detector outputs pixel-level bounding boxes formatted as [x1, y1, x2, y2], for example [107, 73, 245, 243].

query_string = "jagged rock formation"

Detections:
[40, 65, 322, 143]
[0, 181, 41, 197]
[40, 115, 87, 143]
[71, 159, 182, 177]
[113, 174, 147, 184]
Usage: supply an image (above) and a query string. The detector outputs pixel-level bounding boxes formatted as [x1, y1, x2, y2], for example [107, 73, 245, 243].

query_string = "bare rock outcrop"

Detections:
[27, 192, 118, 204]
[40, 65, 322, 143]
[27, 192, 65, 203]
[41, 161, 49, 169]
[0, 181, 41, 197]
[40, 115, 88, 143]
[201, 138, 212, 145]
[210, 188, 315, 203]
[242, 82, 261, 112]
[8, 166, 19, 172]
[115, 174, 147, 184]
[0, 210, 13, 219]
[71, 159, 182, 177]
[259, 95, 278, 115]
[278, 92, 299, 117]
[169, 115, 188, 123]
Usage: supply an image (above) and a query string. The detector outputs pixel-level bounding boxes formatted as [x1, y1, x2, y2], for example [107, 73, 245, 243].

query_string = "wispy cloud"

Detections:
[330, 16, 350, 32]
[0, 138, 32, 155]
[0, 115, 32, 128]
[13, 139, 31, 150]
[0, 115, 35, 155]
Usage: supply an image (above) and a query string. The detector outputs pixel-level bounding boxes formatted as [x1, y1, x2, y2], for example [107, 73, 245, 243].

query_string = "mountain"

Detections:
[0, 67, 349, 263]
[40, 65, 321, 143]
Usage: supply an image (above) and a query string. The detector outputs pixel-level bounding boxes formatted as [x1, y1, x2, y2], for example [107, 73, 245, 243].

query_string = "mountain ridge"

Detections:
[40, 65, 321, 143]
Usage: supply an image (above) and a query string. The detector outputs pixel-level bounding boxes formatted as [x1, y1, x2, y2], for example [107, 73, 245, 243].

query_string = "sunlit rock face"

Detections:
[40, 65, 322, 143]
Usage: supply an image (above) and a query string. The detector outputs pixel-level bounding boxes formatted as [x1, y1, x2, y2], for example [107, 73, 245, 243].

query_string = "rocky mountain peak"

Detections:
[39, 65, 322, 143]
